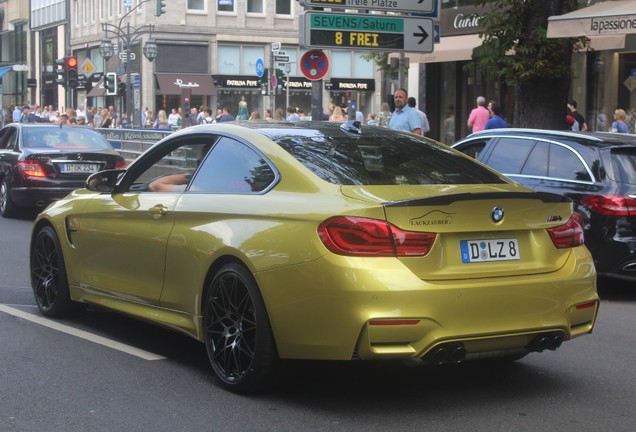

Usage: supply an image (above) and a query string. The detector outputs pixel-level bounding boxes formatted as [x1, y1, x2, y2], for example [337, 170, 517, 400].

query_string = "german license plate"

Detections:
[460, 238, 520, 263]
[59, 163, 100, 173]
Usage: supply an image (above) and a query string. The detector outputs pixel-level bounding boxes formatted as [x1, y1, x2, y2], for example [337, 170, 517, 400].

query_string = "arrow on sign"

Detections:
[414, 26, 429, 44]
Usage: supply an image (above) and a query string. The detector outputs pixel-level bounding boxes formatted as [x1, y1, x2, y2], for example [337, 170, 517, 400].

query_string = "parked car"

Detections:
[0, 123, 126, 217]
[453, 128, 636, 282]
[30, 121, 598, 393]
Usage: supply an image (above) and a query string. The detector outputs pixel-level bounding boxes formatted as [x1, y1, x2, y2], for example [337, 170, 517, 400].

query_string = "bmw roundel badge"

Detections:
[491, 206, 504, 223]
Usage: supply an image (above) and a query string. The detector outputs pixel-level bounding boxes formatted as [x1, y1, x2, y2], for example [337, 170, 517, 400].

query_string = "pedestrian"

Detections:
[329, 106, 345, 122]
[168, 108, 180, 128]
[407, 97, 430, 135]
[218, 106, 234, 122]
[286, 106, 300, 121]
[388, 88, 422, 134]
[367, 113, 378, 126]
[467, 96, 490, 133]
[567, 100, 588, 131]
[264, 109, 273, 120]
[249, 111, 261, 120]
[153, 110, 169, 129]
[201, 108, 215, 123]
[610, 109, 629, 133]
[377, 102, 391, 128]
[484, 104, 509, 129]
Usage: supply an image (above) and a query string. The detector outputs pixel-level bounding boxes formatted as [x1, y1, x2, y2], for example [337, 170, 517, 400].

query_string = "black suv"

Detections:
[453, 129, 636, 282]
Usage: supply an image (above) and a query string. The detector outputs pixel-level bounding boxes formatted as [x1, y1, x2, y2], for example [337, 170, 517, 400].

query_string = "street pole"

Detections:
[125, 23, 132, 129]
[285, 63, 292, 111]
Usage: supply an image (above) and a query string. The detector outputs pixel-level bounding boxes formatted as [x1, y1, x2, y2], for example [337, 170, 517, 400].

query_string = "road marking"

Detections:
[0, 304, 166, 361]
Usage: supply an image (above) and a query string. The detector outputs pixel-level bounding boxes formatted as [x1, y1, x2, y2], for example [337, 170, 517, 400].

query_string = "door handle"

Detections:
[148, 204, 168, 218]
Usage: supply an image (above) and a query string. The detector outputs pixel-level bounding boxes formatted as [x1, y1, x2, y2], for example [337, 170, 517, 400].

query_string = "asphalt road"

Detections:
[1, 214, 635, 432]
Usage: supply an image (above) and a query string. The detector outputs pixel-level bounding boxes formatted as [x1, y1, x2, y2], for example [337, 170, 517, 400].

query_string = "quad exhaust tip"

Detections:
[424, 333, 565, 365]
[529, 333, 564, 353]
[426, 343, 467, 365]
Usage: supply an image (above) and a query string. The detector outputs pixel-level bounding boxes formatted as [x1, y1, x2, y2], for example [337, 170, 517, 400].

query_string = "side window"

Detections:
[548, 144, 592, 182]
[456, 140, 488, 160]
[520, 141, 549, 176]
[189, 137, 276, 193]
[0, 129, 17, 150]
[130, 140, 214, 190]
[484, 138, 535, 174]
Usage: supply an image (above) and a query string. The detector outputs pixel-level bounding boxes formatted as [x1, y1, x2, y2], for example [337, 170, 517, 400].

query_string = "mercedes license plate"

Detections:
[60, 163, 100, 173]
[460, 238, 520, 263]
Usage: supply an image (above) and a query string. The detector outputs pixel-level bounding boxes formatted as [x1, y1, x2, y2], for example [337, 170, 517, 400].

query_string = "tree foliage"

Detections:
[471, 0, 588, 128]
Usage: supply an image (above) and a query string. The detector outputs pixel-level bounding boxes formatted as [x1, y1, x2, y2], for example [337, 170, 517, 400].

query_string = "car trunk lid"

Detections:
[341, 184, 576, 280]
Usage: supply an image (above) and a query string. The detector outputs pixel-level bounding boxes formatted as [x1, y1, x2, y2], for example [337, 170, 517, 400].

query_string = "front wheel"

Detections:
[30, 225, 84, 317]
[203, 263, 279, 393]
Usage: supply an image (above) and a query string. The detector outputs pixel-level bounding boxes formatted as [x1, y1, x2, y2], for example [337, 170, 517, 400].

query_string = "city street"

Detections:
[1, 214, 635, 432]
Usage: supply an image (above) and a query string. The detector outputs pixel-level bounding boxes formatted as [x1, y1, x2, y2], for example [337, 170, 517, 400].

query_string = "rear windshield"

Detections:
[610, 148, 636, 185]
[264, 125, 508, 186]
[22, 127, 113, 150]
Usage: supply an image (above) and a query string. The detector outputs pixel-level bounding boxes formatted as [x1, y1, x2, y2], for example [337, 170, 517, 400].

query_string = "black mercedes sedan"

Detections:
[0, 123, 125, 217]
[453, 128, 636, 283]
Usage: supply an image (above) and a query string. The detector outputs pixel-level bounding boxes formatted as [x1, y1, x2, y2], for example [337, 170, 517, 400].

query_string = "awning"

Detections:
[0, 66, 13, 78]
[155, 73, 216, 95]
[87, 78, 105, 97]
[548, 0, 636, 38]
[393, 34, 483, 64]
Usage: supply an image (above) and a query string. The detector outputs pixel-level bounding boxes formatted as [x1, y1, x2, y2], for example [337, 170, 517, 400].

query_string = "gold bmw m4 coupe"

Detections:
[30, 121, 598, 393]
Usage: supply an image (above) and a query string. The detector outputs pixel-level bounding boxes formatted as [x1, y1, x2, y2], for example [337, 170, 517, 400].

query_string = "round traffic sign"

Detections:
[300, 50, 329, 81]
[256, 58, 265, 78]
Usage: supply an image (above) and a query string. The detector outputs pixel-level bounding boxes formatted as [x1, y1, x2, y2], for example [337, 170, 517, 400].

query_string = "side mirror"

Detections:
[86, 169, 125, 192]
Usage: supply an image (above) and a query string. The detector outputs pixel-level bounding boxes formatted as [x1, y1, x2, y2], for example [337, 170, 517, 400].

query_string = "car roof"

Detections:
[460, 128, 636, 148]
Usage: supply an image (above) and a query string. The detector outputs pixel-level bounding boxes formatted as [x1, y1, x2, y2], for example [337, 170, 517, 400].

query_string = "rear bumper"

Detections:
[257, 246, 598, 361]
[10, 186, 81, 208]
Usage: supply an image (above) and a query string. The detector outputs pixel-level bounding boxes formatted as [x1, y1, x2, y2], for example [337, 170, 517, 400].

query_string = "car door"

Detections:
[68, 136, 216, 305]
[0, 126, 19, 180]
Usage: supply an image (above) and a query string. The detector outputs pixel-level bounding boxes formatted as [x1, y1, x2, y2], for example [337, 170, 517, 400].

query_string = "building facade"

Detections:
[0, 0, 30, 123]
[6, 0, 636, 139]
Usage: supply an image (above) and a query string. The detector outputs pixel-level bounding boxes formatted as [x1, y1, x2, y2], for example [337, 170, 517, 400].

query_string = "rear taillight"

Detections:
[547, 213, 584, 249]
[317, 216, 436, 257]
[18, 160, 46, 177]
[115, 160, 127, 169]
[581, 194, 636, 217]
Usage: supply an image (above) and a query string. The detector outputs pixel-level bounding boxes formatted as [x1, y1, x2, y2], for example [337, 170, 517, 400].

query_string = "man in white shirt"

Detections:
[407, 97, 430, 135]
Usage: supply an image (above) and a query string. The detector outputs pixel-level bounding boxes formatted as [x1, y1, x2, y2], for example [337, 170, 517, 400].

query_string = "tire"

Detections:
[30, 225, 84, 317]
[203, 263, 279, 393]
[0, 178, 18, 218]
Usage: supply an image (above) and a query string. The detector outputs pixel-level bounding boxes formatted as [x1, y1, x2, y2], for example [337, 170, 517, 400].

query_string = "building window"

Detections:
[247, 0, 263, 14]
[217, 46, 240, 74]
[217, 0, 235, 13]
[242, 46, 265, 75]
[276, 0, 291, 15]
[188, 0, 206, 11]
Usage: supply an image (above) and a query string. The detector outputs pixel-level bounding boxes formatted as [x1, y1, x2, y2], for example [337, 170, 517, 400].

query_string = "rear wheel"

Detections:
[0, 178, 18, 218]
[203, 263, 279, 393]
[30, 226, 84, 317]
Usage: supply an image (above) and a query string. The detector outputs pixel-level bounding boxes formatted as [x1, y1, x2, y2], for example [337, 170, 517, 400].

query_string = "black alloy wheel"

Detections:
[30, 226, 83, 317]
[203, 263, 279, 393]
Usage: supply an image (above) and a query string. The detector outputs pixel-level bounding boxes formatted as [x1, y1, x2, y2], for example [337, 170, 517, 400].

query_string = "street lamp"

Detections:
[100, 20, 156, 127]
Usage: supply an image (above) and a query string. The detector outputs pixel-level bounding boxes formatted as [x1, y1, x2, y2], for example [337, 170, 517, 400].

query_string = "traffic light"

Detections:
[117, 76, 127, 96]
[66, 56, 79, 88]
[105, 72, 117, 96]
[55, 58, 67, 86]
[155, 0, 166, 16]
